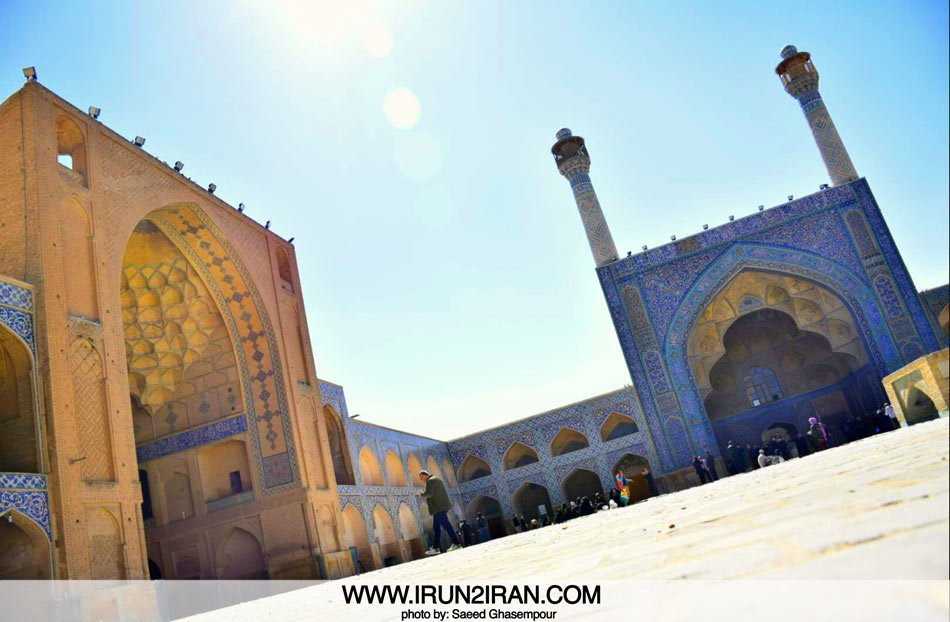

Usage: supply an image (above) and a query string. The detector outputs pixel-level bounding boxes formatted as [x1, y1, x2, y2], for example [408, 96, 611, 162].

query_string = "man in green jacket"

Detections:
[419, 470, 462, 553]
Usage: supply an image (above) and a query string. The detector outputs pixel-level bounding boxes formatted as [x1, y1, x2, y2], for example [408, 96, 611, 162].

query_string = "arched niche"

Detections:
[0, 325, 38, 472]
[372, 504, 400, 564]
[442, 458, 458, 488]
[550, 428, 590, 457]
[612, 454, 654, 504]
[939, 305, 949, 338]
[216, 527, 266, 579]
[407, 453, 424, 488]
[502, 442, 539, 471]
[511, 482, 552, 523]
[702, 308, 864, 421]
[457, 455, 492, 483]
[562, 468, 603, 502]
[56, 115, 88, 185]
[197, 439, 252, 502]
[600, 412, 639, 442]
[358, 446, 384, 487]
[465, 495, 506, 539]
[276, 247, 294, 292]
[385, 450, 408, 487]
[341, 504, 373, 571]
[323, 405, 355, 485]
[425, 456, 444, 481]
[60, 198, 99, 319]
[0, 510, 51, 579]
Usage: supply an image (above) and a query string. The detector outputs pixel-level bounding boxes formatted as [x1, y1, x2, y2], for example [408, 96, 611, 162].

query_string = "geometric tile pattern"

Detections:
[0, 472, 51, 540]
[150, 206, 298, 493]
[596, 178, 943, 474]
[0, 276, 34, 355]
[136, 414, 248, 463]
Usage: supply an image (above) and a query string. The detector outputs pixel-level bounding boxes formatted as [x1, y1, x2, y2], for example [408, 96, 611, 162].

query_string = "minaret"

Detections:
[551, 129, 619, 267]
[776, 45, 858, 186]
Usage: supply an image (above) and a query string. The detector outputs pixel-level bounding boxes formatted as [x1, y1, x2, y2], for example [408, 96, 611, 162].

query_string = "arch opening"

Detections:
[561, 468, 603, 502]
[407, 454, 425, 488]
[341, 505, 373, 572]
[612, 454, 654, 504]
[0, 326, 38, 472]
[216, 528, 266, 579]
[372, 504, 401, 566]
[502, 442, 539, 471]
[465, 495, 506, 540]
[324, 406, 355, 485]
[688, 271, 881, 452]
[512, 482, 552, 524]
[550, 428, 590, 457]
[358, 446, 385, 487]
[600, 413, 639, 442]
[0, 511, 51, 579]
[457, 455, 492, 483]
[385, 450, 408, 487]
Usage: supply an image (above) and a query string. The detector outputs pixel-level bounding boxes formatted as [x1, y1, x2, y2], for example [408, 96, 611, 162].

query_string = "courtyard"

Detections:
[182, 417, 950, 621]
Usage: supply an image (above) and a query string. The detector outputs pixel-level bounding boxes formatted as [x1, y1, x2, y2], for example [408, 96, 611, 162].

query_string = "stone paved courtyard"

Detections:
[185, 418, 950, 621]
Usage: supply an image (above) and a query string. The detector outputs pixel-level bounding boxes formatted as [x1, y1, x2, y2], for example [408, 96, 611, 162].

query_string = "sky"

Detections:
[2, 0, 947, 440]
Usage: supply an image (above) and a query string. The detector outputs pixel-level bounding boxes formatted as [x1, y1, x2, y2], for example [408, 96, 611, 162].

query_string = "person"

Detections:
[642, 467, 660, 496]
[727, 441, 746, 473]
[475, 512, 490, 543]
[511, 514, 521, 534]
[418, 469, 461, 553]
[757, 448, 785, 468]
[806, 417, 829, 452]
[746, 444, 760, 469]
[704, 451, 719, 481]
[608, 497, 618, 509]
[579, 497, 595, 516]
[884, 403, 898, 430]
[776, 436, 790, 460]
[793, 433, 810, 458]
[529, 519, 540, 530]
[615, 469, 631, 505]
[517, 514, 528, 532]
[693, 456, 710, 484]
[459, 519, 474, 547]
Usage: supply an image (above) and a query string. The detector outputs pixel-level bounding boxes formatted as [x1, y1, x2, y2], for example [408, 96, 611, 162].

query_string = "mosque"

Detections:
[0, 46, 947, 581]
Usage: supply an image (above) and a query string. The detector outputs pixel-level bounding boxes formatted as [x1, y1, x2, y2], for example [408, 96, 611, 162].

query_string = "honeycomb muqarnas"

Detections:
[121, 225, 225, 414]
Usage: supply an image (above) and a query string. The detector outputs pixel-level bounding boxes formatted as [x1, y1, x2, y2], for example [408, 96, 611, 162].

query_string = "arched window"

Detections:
[744, 366, 783, 406]
[56, 115, 88, 185]
[600, 413, 639, 442]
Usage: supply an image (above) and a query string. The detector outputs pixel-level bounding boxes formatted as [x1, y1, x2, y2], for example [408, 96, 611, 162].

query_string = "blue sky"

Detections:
[2, 0, 947, 439]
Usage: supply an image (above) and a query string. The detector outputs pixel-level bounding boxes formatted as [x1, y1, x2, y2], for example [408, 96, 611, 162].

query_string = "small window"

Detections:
[56, 115, 88, 186]
[229, 470, 243, 495]
[744, 366, 783, 407]
[57, 153, 74, 169]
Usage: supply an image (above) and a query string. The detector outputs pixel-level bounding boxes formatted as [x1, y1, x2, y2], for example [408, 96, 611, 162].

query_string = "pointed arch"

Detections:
[425, 456, 444, 481]
[0, 509, 52, 579]
[442, 458, 458, 488]
[0, 323, 38, 472]
[562, 468, 604, 502]
[550, 428, 590, 457]
[385, 450, 408, 487]
[323, 405, 355, 485]
[600, 412, 639, 442]
[457, 455, 492, 483]
[56, 115, 88, 184]
[407, 453, 425, 488]
[511, 482, 552, 523]
[502, 442, 539, 470]
[341, 504, 373, 571]
[358, 445, 384, 486]
[612, 454, 654, 504]
[276, 247, 294, 292]
[216, 527, 266, 579]
[465, 495, 506, 539]
[61, 197, 99, 319]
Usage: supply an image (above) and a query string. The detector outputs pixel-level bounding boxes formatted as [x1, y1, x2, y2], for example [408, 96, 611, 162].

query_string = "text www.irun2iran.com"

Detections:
[341, 584, 600, 606]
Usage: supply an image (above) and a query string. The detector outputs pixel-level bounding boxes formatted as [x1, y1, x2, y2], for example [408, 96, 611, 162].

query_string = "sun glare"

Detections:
[383, 88, 421, 129]
[362, 23, 393, 58]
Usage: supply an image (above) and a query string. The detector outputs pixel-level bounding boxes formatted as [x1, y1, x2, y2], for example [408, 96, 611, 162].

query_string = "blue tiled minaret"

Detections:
[776, 45, 858, 186]
[551, 129, 619, 267]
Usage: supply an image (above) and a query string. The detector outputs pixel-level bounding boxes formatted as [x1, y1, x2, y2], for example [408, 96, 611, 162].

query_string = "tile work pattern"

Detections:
[322, 380, 659, 538]
[0, 277, 34, 354]
[151, 207, 298, 493]
[0, 472, 51, 540]
[596, 178, 945, 474]
[320, 381, 460, 544]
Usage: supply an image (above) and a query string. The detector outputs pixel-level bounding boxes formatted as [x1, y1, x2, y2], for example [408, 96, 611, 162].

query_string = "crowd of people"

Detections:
[417, 404, 900, 553]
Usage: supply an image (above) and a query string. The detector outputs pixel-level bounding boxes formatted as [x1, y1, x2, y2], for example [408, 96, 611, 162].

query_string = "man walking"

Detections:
[419, 470, 462, 554]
